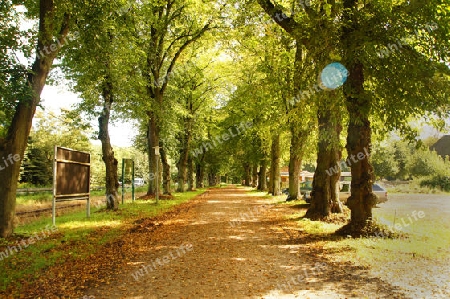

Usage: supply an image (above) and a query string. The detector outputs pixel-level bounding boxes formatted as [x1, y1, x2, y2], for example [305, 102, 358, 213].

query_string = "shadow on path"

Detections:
[84, 186, 407, 298]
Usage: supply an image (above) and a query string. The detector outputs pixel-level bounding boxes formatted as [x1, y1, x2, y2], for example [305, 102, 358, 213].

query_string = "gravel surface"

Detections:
[82, 186, 407, 298]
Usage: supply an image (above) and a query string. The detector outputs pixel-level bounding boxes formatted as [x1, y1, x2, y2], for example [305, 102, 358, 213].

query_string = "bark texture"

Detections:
[306, 93, 343, 219]
[251, 164, 258, 188]
[243, 162, 251, 186]
[343, 62, 376, 230]
[270, 135, 281, 196]
[257, 161, 267, 191]
[99, 80, 119, 210]
[195, 160, 205, 188]
[286, 44, 310, 201]
[159, 142, 171, 195]
[176, 119, 191, 192]
[208, 171, 219, 186]
[0, 1, 70, 237]
[187, 155, 194, 191]
[287, 123, 308, 201]
[340, 0, 376, 233]
[146, 112, 160, 196]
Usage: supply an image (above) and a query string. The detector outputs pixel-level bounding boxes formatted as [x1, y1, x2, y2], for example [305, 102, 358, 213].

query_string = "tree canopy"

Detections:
[0, 0, 449, 237]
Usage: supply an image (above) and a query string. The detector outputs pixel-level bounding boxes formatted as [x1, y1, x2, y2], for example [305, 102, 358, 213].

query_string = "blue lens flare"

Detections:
[320, 62, 349, 90]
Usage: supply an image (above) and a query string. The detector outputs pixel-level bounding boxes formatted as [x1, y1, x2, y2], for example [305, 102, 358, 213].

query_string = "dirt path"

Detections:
[83, 186, 406, 299]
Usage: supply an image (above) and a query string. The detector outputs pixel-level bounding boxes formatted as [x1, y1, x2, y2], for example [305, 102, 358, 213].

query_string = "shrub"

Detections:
[420, 175, 450, 192]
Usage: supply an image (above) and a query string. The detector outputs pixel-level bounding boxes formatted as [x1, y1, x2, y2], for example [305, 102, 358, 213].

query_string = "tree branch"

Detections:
[256, 0, 304, 42]
[160, 22, 212, 94]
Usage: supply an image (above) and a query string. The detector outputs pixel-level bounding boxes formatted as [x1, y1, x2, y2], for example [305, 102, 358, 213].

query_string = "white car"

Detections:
[339, 182, 388, 204]
[372, 183, 388, 203]
[134, 178, 145, 186]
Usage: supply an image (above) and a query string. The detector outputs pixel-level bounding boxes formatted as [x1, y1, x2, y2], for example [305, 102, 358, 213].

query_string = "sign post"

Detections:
[154, 146, 160, 204]
[122, 159, 125, 204]
[122, 158, 134, 204]
[132, 160, 135, 202]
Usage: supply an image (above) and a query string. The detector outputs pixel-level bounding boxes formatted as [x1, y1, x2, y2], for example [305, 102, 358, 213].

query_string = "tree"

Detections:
[21, 143, 53, 186]
[168, 58, 219, 192]
[136, 0, 219, 196]
[340, 0, 450, 233]
[62, 1, 141, 210]
[407, 147, 449, 178]
[371, 145, 399, 180]
[0, 0, 73, 237]
[256, 0, 344, 213]
[220, 13, 295, 194]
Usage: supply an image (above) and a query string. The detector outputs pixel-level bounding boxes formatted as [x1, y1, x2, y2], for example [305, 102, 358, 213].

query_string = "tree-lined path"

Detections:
[80, 186, 403, 299]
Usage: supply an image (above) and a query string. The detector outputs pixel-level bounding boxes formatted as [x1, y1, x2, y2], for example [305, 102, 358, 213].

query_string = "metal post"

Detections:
[122, 158, 125, 204]
[154, 146, 160, 204]
[52, 146, 57, 226]
[132, 160, 135, 202]
[87, 197, 90, 218]
[87, 153, 91, 218]
[155, 157, 159, 204]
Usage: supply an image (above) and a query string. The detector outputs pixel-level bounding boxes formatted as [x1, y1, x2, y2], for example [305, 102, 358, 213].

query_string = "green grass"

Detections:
[16, 192, 53, 204]
[386, 180, 450, 194]
[15, 185, 150, 205]
[0, 188, 206, 292]
[320, 207, 450, 267]
[275, 195, 450, 272]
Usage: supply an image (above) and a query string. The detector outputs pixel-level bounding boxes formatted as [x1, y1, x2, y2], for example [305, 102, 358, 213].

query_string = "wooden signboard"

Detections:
[52, 146, 91, 225]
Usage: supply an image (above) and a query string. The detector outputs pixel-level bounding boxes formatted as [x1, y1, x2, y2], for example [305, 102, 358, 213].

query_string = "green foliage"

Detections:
[20, 110, 92, 186]
[89, 144, 149, 187]
[372, 138, 450, 182]
[420, 175, 450, 192]
[407, 146, 450, 178]
[20, 145, 53, 186]
[371, 145, 399, 180]
[0, 2, 33, 138]
[61, 0, 144, 124]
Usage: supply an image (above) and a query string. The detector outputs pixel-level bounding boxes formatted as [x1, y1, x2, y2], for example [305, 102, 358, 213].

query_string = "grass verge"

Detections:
[282, 203, 449, 265]
[280, 197, 450, 297]
[324, 206, 450, 266]
[16, 186, 150, 205]
[0, 188, 206, 292]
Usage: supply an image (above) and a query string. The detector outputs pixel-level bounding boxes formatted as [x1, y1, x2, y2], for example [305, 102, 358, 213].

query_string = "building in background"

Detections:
[430, 135, 450, 159]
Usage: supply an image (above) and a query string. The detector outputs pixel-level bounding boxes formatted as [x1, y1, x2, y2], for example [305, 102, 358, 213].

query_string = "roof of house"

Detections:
[430, 135, 450, 158]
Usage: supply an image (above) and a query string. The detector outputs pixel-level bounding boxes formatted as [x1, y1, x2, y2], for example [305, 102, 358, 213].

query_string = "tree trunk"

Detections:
[208, 172, 218, 186]
[159, 142, 171, 195]
[286, 44, 309, 201]
[243, 162, 251, 186]
[251, 164, 258, 188]
[195, 161, 205, 188]
[287, 123, 309, 201]
[0, 1, 69, 237]
[270, 135, 281, 196]
[146, 112, 159, 196]
[257, 161, 267, 191]
[344, 62, 376, 231]
[340, 0, 376, 234]
[288, 155, 301, 200]
[99, 81, 119, 210]
[176, 157, 187, 192]
[306, 97, 343, 219]
[0, 102, 35, 237]
[176, 121, 191, 192]
[268, 162, 274, 194]
[187, 155, 194, 191]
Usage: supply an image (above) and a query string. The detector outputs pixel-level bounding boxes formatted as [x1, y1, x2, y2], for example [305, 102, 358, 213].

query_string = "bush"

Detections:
[420, 175, 450, 192]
